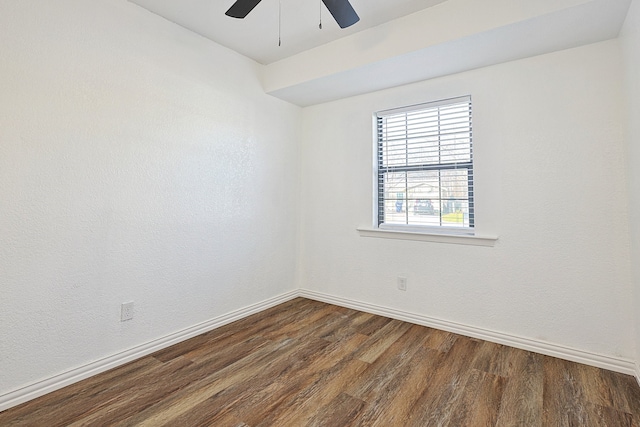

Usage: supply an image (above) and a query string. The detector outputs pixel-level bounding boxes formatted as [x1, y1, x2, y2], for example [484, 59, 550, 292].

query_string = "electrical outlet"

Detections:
[121, 301, 134, 322]
[397, 276, 407, 291]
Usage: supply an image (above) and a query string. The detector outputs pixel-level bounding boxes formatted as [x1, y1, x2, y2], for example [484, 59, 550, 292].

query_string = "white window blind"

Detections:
[376, 96, 474, 230]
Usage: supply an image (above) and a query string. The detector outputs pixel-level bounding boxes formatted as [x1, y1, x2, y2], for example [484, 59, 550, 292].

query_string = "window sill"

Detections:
[356, 227, 498, 247]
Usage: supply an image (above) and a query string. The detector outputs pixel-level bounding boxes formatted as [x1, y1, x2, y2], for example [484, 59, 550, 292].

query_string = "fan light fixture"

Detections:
[225, 0, 360, 29]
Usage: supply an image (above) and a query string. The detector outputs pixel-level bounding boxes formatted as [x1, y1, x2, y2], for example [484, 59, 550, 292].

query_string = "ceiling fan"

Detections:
[225, 0, 360, 29]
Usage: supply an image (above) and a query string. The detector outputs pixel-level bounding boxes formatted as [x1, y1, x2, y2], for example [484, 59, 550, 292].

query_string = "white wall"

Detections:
[1, 0, 637, 407]
[621, 0, 640, 375]
[299, 40, 634, 361]
[0, 0, 300, 396]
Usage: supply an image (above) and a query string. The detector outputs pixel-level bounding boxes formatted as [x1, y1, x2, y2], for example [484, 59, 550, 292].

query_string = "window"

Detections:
[376, 96, 474, 232]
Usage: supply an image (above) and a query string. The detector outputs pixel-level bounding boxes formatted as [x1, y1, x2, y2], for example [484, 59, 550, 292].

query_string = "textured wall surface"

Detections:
[621, 0, 640, 372]
[1, 0, 638, 406]
[299, 40, 634, 360]
[0, 0, 300, 394]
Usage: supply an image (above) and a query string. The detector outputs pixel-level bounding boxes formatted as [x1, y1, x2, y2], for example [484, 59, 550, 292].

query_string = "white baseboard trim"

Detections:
[299, 289, 636, 377]
[0, 290, 299, 413]
[2, 288, 636, 413]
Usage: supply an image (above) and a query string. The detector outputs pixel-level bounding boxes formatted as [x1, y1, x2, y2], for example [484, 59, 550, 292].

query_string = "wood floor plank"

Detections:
[117, 336, 311, 426]
[65, 356, 197, 427]
[541, 355, 620, 427]
[405, 335, 483, 426]
[578, 362, 620, 409]
[253, 314, 372, 423]
[352, 319, 412, 363]
[8, 356, 190, 427]
[312, 310, 371, 343]
[255, 358, 370, 427]
[602, 369, 640, 418]
[472, 341, 517, 377]
[347, 324, 432, 402]
[495, 349, 544, 427]
[206, 338, 336, 426]
[1, 298, 640, 427]
[0, 356, 163, 425]
[362, 346, 441, 427]
[422, 327, 458, 353]
[150, 298, 319, 363]
[354, 314, 392, 336]
[446, 368, 506, 426]
[251, 333, 371, 426]
[352, 347, 443, 426]
[260, 303, 340, 342]
[577, 402, 636, 427]
[305, 392, 367, 427]
[164, 380, 284, 426]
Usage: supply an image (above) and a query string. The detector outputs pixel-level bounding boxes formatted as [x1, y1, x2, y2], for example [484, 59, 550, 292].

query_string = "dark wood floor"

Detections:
[2, 298, 639, 426]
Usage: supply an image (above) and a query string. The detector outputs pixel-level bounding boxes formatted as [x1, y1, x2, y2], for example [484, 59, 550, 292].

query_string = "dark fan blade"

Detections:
[322, 0, 359, 28]
[225, 0, 263, 18]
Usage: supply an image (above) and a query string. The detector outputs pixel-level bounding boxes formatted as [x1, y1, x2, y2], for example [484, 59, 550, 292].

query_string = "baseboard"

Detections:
[2, 288, 636, 413]
[299, 289, 636, 376]
[0, 290, 299, 413]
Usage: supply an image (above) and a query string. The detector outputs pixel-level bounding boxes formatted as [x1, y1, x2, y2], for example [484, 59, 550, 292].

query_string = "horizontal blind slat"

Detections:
[376, 95, 474, 228]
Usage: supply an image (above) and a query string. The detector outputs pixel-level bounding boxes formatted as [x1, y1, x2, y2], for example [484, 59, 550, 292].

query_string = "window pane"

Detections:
[381, 172, 407, 225]
[377, 96, 474, 229]
[407, 171, 440, 227]
[441, 169, 471, 228]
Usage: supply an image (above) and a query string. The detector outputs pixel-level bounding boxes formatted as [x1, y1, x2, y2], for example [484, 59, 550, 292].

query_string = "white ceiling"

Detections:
[128, 0, 447, 64]
[128, 0, 632, 106]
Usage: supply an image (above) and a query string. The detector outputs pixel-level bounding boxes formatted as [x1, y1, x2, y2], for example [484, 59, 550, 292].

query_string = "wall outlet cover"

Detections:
[121, 302, 134, 322]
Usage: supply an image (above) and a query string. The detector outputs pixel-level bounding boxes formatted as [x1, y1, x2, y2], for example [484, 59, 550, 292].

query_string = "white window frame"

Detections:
[376, 96, 474, 233]
[357, 95, 496, 245]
